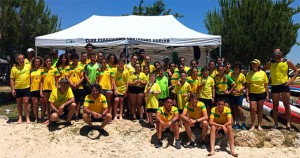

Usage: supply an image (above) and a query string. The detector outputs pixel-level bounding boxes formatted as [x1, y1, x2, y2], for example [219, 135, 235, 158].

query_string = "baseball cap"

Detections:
[250, 59, 261, 65]
[27, 48, 34, 53]
[163, 56, 170, 60]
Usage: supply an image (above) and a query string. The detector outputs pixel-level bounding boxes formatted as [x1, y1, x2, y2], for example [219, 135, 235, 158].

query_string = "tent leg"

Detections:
[219, 45, 222, 57]
[125, 44, 129, 64]
[35, 46, 38, 57]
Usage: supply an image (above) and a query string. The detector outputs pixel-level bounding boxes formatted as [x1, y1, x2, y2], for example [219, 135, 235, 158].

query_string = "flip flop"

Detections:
[231, 153, 239, 157]
[207, 153, 215, 156]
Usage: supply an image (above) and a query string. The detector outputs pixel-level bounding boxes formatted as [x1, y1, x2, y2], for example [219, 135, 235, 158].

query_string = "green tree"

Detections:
[129, 0, 183, 18]
[205, 0, 300, 66]
[0, 0, 61, 62]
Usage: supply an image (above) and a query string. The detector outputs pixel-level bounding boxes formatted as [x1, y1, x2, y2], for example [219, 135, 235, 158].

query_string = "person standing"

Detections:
[10, 54, 31, 123]
[84, 52, 99, 95]
[246, 59, 269, 131]
[262, 48, 298, 130]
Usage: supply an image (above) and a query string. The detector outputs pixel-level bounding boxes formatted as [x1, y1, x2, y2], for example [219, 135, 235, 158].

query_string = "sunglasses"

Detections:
[274, 52, 282, 55]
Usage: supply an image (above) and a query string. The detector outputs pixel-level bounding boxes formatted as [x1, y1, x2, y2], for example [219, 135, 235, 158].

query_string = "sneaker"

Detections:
[155, 140, 163, 148]
[233, 123, 240, 130]
[65, 122, 73, 127]
[199, 141, 206, 149]
[241, 123, 247, 130]
[175, 140, 181, 149]
[99, 128, 109, 136]
[187, 140, 196, 148]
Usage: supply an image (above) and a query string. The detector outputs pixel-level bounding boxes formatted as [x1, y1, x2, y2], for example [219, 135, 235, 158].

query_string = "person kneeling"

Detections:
[82, 84, 112, 135]
[209, 98, 238, 157]
[155, 96, 181, 149]
[181, 93, 208, 148]
[49, 78, 76, 126]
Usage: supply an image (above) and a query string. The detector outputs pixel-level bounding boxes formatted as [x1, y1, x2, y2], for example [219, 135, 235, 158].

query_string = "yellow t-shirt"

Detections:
[229, 73, 246, 96]
[66, 64, 84, 89]
[97, 68, 114, 90]
[49, 87, 74, 109]
[141, 64, 155, 73]
[183, 101, 206, 119]
[41, 67, 59, 91]
[214, 75, 235, 94]
[174, 81, 191, 109]
[171, 72, 180, 87]
[57, 65, 68, 80]
[83, 94, 108, 113]
[270, 60, 289, 85]
[209, 69, 218, 78]
[157, 106, 179, 123]
[198, 76, 215, 99]
[79, 61, 88, 68]
[246, 70, 268, 94]
[186, 76, 200, 94]
[129, 72, 147, 88]
[30, 68, 43, 91]
[10, 65, 30, 89]
[125, 63, 135, 75]
[113, 68, 130, 95]
[145, 82, 161, 109]
[210, 106, 232, 124]
[175, 66, 190, 72]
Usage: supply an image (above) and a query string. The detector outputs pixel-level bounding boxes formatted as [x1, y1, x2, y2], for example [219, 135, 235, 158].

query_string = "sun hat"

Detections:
[250, 59, 261, 65]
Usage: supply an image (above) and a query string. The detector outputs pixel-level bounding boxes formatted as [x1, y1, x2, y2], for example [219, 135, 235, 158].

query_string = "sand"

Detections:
[0, 118, 299, 158]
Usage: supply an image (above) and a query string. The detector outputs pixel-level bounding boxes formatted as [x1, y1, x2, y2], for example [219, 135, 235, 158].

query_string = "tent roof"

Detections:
[35, 15, 221, 50]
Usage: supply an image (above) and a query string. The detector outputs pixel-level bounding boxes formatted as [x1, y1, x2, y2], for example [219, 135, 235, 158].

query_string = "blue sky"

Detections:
[44, 0, 299, 64]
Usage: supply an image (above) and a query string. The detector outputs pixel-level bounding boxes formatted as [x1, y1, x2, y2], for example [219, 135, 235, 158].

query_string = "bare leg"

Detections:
[272, 93, 280, 128]
[249, 101, 257, 131]
[257, 100, 264, 130]
[105, 92, 113, 114]
[184, 123, 193, 140]
[171, 122, 180, 140]
[201, 121, 208, 141]
[227, 126, 238, 156]
[113, 97, 120, 120]
[137, 93, 144, 119]
[209, 126, 217, 155]
[119, 97, 124, 120]
[16, 98, 23, 123]
[23, 97, 30, 124]
[32, 97, 39, 123]
[148, 112, 154, 125]
[43, 92, 51, 123]
[130, 93, 137, 119]
[282, 92, 291, 128]
[40, 97, 45, 123]
[82, 113, 93, 126]
[156, 121, 163, 139]
[66, 103, 76, 122]
[100, 113, 112, 129]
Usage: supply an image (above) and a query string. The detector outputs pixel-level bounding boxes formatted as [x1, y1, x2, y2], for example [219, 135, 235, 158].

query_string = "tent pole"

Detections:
[125, 44, 129, 64]
[219, 45, 221, 57]
[35, 46, 37, 57]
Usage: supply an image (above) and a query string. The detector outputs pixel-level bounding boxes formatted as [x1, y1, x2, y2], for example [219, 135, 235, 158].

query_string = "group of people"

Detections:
[10, 44, 298, 156]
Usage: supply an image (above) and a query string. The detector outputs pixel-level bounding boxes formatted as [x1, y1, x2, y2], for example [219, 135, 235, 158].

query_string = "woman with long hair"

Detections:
[10, 53, 31, 123]
[127, 63, 147, 120]
[56, 53, 70, 80]
[30, 56, 45, 123]
[107, 53, 118, 69]
[41, 55, 59, 124]
[246, 59, 269, 131]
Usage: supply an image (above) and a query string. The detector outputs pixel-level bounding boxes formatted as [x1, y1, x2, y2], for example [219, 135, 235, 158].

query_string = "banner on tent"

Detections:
[85, 38, 170, 43]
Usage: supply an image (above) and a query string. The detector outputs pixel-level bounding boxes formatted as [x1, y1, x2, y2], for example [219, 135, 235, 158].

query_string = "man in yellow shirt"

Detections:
[181, 93, 209, 149]
[82, 84, 112, 135]
[155, 96, 181, 149]
[49, 78, 76, 126]
[209, 98, 238, 157]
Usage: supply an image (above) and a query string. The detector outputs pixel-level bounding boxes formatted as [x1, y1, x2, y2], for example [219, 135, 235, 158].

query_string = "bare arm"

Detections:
[10, 78, 16, 97]
[287, 60, 298, 84]
[262, 62, 271, 71]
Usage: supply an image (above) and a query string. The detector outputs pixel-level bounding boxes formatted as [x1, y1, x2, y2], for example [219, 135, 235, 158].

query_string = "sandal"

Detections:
[208, 152, 215, 156]
[231, 153, 239, 157]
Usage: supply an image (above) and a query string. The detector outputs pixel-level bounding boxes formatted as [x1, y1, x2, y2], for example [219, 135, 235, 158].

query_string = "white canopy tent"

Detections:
[35, 15, 221, 65]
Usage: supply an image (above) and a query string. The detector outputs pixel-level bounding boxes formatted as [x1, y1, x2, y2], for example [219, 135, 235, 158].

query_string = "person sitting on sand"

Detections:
[181, 93, 208, 149]
[155, 96, 181, 149]
[48, 78, 76, 126]
[82, 84, 112, 134]
[208, 98, 238, 157]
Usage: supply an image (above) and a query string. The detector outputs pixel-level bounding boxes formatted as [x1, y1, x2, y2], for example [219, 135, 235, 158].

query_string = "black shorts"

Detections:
[271, 83, 290, 93]
[215, 94, 229, 103]
[91, 115, 104, 122]
[15, 88, 30, 98]
[30, 91, 43, 98]
[72, 89, 84, 103]
[249, 93, 266, 102]
[199, 98, 213, 108]
[146, 108, 157, 113]
[43, 90, 52, 93]
[178, 109, 183, 114]
[127, 86, 144, 94]
[51, 105, 69, 119]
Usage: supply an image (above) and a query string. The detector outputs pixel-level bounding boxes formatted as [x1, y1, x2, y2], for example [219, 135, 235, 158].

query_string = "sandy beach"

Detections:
[0, 117, 299, 158]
